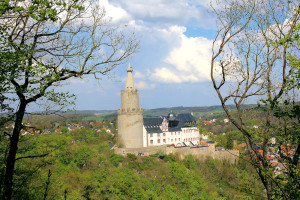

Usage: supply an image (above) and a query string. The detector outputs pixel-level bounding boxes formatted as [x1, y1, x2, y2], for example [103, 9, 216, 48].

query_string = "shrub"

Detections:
[110, 154, 124, 167]
[127, 153, 137, 161]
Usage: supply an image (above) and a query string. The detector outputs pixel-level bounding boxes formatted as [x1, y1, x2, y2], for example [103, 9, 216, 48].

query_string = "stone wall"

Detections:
[114, 145, 239, 164]
[114, 146, 167, 155]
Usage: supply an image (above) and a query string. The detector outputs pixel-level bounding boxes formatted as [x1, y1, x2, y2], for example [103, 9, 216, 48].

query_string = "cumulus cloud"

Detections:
[149, 26, 213, 83]
[134, 71, 145, 79]
[151, 67, 182, 83]
[100, 0, 131, 23]
[99, 1, 216, 86]
[108, 0, 214, 28]
[135, 81, 156, 90]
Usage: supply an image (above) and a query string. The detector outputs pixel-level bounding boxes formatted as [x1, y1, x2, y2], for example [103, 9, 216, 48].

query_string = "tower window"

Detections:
[150, 140, 153, 144]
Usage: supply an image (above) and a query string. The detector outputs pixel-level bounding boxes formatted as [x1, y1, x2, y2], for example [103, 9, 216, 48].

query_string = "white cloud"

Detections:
[151, 67, 182, 83]
[149, 26, 213, 83]
[134, 71, 144, 79]
[135, 81, 156, 90]
[100, 0, 131, 23]
[108, 0, 214, 28]
[99, 1, 216, 85]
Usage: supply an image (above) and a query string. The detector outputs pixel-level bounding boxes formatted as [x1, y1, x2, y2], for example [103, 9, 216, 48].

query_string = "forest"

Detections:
[0, 121, 265, 199]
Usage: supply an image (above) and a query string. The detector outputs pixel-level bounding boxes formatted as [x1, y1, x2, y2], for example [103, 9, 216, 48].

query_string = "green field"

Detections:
[82, 116, 105, 121]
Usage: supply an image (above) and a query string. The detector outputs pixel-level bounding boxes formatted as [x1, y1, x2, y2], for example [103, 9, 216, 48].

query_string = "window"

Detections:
[171, 132, 173, 135]
[150, 133, 153, 137]
[163, 133, 166, 136]
[163, 139, 166, 143]
[179, 138, 180, 141]
[150, 140, 153, 144]
[175, 138, 177, 141]
[171, 139, 173, 142]
[158, 139, 160, 143]
[175, 132, 176, 135]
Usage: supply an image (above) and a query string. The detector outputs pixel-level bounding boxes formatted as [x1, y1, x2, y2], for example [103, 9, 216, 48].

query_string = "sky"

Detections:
[62, 0, 222, 111]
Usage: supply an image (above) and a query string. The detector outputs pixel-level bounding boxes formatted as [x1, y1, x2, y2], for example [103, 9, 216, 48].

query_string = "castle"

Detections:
[117, 64, 201, 148]
[116, 64, 239, 163]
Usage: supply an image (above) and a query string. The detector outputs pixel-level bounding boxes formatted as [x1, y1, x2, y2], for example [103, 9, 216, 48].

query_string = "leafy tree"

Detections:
[73, 145, 94, 168]
[225, 133, 234, 149]
[61, 127, 68, 134]
[0, 0, 138, 199]
[210, 0, 299, 199]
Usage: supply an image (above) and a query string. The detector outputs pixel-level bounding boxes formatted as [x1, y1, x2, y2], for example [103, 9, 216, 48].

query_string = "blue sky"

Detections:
[63, 0, 222, 110]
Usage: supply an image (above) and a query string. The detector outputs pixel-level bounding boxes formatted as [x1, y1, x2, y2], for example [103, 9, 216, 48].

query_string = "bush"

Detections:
[127, 153, 137, 161]
[163, 153, 176, 162]
[157, 149, 166, 159]
[184, 154, 197, 170]
[110, 154, 124, 167]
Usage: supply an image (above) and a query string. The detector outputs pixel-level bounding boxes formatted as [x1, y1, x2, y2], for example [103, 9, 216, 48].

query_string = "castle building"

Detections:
[143, 113, 200, 147]
[118, 64, 200, 148]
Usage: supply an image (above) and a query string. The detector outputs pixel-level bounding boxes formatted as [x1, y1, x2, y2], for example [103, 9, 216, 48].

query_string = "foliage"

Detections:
[210, 0, 299, 199]
[127, 153, 137, 161]
[0, 123, 266, 199]
[0, 0, 138, 199]
[74, 145, 94, 168]
[110, 154, 124, 167]
[225, 133, 234, 149]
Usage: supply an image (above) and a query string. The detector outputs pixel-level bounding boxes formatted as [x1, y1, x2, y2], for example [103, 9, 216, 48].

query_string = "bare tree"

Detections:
[0, 0, 138, 199]
[210, 0, 299, 199]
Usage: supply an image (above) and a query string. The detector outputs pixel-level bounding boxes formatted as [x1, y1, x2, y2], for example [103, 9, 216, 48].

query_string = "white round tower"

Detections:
[117, 64, 143, 148]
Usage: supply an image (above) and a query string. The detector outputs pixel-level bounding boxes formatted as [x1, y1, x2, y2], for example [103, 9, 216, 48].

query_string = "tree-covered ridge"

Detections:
[0, 125, 265, 199]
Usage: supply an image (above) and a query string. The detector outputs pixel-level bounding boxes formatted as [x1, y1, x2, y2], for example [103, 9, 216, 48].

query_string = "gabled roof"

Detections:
[145, 127, 163, 133]
[143, 117, 163, 126]
[175, 113, 196, 128]
[143, 117, 163, 133]
[176, 113, 196, 122]
[143, 113, 197, 133]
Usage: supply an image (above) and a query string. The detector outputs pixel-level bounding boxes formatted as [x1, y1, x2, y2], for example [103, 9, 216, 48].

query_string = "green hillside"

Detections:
[0, 126, 265, 199]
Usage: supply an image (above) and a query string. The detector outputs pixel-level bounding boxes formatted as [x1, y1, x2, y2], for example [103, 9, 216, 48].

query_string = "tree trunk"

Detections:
[3, 101, 27, 200]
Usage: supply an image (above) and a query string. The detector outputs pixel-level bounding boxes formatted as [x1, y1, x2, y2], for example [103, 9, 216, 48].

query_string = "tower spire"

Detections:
[125, 63, 135, 90]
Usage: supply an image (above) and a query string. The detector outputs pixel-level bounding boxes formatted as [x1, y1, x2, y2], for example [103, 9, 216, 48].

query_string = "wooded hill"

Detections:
[0, 126, 265, 199]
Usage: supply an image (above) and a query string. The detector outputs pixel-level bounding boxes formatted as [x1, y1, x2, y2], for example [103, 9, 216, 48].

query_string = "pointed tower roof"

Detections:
[125, 63, 135, 90]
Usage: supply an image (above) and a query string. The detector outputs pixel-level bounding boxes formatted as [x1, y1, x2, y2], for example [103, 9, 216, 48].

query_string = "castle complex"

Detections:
[118, 64, 201, 148]
[116, 64, 239, 163]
